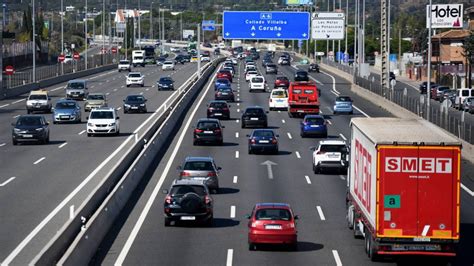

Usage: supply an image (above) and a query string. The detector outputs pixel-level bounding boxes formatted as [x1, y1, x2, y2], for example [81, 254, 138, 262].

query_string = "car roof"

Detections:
[184, 156, 214, 162]
[252, 129, 275, 133]
[171, 179, 207, 186]
[17, 114, 44, 119]
[245, 106, 264, 110]
[319, 140, 347, 145]
[89, 92, 105, 96]
[56, 99, 77, 103]
[304, 114, 324, 119]
[69, 79, 86, 82]
[29, 90, 48, 95]
[197, 118, 220, 123]
[164, 61, 173, 63]
[128, 72, 142, 75]
[255, 203, 291, 210]
[90, 107, 115, 112]
[210, 100, 228, 104]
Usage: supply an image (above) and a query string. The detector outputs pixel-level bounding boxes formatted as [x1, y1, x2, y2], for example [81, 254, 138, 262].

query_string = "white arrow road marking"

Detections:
[261, 160, 277, 179]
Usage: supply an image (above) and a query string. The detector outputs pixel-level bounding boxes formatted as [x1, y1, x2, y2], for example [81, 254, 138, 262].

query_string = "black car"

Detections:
[123, 94, 147, 113]
[215, 87, 235, 102]
[163, 179, 213, 226]
[294, 70, 309, 81]
[419, 81, 438, 94]
[389, 71, 396, 81]
[193, 118, 224, 145]
[308, 63, 320, 73]
[251, 52, 260, 60]
[207, 100, 231, 120]
[12, 115, 50, 145]
[247, 129, 279, 154]
[157, 77, 175, 90]
[156, 56, 166, 65]
[241, 106, 268, 128]
[174, 54, 187, 64]
[265, 63, 278, 74]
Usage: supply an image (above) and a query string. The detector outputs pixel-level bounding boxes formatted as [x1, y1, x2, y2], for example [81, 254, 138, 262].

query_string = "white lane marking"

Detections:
[0, 177, 16, 187]
[235, 119, 240, 123]
[121, 85, 125, 88]
[295, 151, 301, 159]
[58, 142, 68, 149]
[236, 109, 240, 113]
[0, 104, 10, 108]
[422, 225, 430, 236]
[237, 103, 240, 106]
[226, 249, 233, 266]
[339, 175, 346, 180]
[353, 105, 370, 118]
[235, 151, 239, 158]
[235, 132, 239, 138]
[69, 205, 74, 220]
[106, 92, 110, 95]
[33, 157, 46, 165]
[339, 134, 347, 140]
[0, 143, 6, 147]
[233, 176, 238, 184]
[115, 65, 220, 265]
[113, 88, 118, 92]
[287, 132, 293, 139]
[51, 87, 63, 92]
[237, 97, 240, 101]
[316, 206, 326, 221]
[78, 130, 86, 135]
[305, 175, 312, 184]
[320, 70, 339, 94]
[12, 99, 26, 104]
[320, 110, 324, 114]
[146, 88, 150, 91]
[278, 110, 281, 113]
[140, 92, 144, 95]
[461, 183, 474, 196]
[331, 91, 339, 96]
[230, 206, 236, 218]
[332, 250, 342, 266]
[117, 107, 122, 110]
[327, 120, 332, 125]
[282, 119, 286, 124]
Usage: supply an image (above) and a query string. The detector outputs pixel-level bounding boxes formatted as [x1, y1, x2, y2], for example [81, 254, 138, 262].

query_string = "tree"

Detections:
[462, 31, 474, 88]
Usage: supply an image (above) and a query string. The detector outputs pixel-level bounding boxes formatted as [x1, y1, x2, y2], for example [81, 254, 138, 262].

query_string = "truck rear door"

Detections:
[377, 146, 460, 240]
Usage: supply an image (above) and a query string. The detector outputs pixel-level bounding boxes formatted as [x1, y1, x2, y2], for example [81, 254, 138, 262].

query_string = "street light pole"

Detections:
[138, 0, 141, 49]
[102, 0, 105, 58]
[197, 23, 201, 78]
[427, 0, 433, 120]
[85, 0, 88, 70]
[61, 0, 64, 74]
[150, 2, 153, 40]
[32, 0, 36, 82]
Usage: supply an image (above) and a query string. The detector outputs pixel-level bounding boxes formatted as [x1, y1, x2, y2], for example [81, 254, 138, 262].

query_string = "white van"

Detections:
[132, 50, 145, 67]
[455, 88, 474, 109]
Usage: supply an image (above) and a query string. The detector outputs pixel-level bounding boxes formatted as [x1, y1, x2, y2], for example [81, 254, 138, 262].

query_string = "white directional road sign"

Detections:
[312, 12, 345, 40]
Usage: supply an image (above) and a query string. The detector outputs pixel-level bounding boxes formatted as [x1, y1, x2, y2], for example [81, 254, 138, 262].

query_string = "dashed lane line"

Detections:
[0, 104, 10, 108]
[233, 176, 238, 184]
[316, 206, 326, 221]
[235, 132, 239, 138]
[12, 99, 26, 104]
[339, 134, 347, 140]
[58, 142, 68, 149]
[0, 177, 16, 187]
[235, 151, 239, 158]
[282, 119, 286, 124]
[226, 249, 233, 266]
[287, 132, 293, 139]
[295, 151, 301, 159]
[305, 175, 312, 184]
[78, 130, 86, 135]
[332, 250, 342, 266]
[0, 143, 6, 147]
[33, 157, 46, 165]
[230, 206, 236, 218]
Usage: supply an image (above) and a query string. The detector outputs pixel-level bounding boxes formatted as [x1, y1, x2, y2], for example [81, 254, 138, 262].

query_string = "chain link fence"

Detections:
[3, 54, 116, 89]
[321, 58, 474, 144]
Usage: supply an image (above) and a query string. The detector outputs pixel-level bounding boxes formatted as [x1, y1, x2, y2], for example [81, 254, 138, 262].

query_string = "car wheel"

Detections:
[300, 131, 305, 138]
[87, 133, 92, 137]
[45, 135, 50, 144]
[126, 85, 130, 87]
[249, 243, 256, 251]
[116, 129, 120, 136]
[248, 147, 253, 154]
[143, 109, 147, 113]
[193, 139, 198, 146]
[349, 111, 353, 115]
[164, 218, 171, 227]
[241, 123, 245, 129]
[289, 243, 298, 251]
[27, 110, 31, 114]
[53, 121, 57, 124]
[263, 123, 268, 128]
[323, 133, 328, 138]
[274, 148, 279, 155]
[141, 84, 144, 87]
[12, 139, 18, 145]
[333, 111, 337, 115]
[313, 164, 318, 174]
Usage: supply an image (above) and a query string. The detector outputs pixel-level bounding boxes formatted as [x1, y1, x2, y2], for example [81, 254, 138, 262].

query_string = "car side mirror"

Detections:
[116, 116, 120, 119]
[11, 122, 15, 126]
[310, 146, 316, 151]
[294, 215, 299, 220]
[162, 189, 169, 194]
[276, 134, 280, 138]
[217, 167, 222, 171]
[245, 214, 251, 219]
[246, 134, 250, 137]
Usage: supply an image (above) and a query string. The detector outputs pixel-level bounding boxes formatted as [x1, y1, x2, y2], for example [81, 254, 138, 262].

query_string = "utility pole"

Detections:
[102, 0, 105, 59]
[337, 0, 341, 62]
[180, 12, 183, 41]
[344, 0, 348, 63]
[85, 0, 88, 69]
[61, 0, 64, 74]
[125, 0, 128, 59]
[149, 2, 153, 40]
[361, 0, 365, 63]
[380, 0, 389, 93]
[138, 0, 141, 49]
[353, 0, 358, 77]
[32, 0, 36, 82]
[108, 0, 112, 50]
[197, 23, 201, 78]
[427, 0, 433, 120]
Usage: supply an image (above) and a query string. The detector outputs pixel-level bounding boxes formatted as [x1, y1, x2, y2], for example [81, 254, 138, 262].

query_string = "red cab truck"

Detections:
[287, 81, 319, 117]
[346, 118, 461, 260]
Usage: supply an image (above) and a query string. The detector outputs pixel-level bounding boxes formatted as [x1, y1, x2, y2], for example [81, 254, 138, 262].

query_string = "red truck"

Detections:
[287, 81, 319, 117]
[346, 118, 462, 260]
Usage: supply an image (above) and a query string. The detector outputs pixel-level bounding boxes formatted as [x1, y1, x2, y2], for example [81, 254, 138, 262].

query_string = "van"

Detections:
[66, 79, 88, 100]
[132, 50, 145, 67]
[455, 88, 474, 109]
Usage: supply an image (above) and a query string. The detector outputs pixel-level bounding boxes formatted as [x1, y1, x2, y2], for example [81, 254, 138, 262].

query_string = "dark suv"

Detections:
[163, 179, 213, 226]
[207, 100, 231, 120]
[12, 115, 50, 145]
[294, 70, 309, 81]
[193, 118, 224, 145]
[241, 106, 268, 128]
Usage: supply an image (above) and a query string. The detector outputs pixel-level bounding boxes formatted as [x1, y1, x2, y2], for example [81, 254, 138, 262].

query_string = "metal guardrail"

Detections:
[321, 58, 474, 144]
[3, 54, 117, 89]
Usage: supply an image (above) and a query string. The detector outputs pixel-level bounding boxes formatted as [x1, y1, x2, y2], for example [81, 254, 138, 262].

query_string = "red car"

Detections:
[247, 203, 298, 250]
[274, 76, 290, 88]
[216, 70, 233, 83]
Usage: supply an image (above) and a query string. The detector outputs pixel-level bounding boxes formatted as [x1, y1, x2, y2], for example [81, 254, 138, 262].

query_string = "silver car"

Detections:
[52, 99, 82, 123]
[84, 93, 108, 112]
[177, 157, 221, 193]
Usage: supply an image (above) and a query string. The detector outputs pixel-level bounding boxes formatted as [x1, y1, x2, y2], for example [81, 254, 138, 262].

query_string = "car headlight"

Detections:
[87, 123, 94, 127]
[14, 128, 21, 132]
[35, 128, 44, 131]
[124, 104, 131, 107]
[140, 104, 145, 106]
[108, 123, 116, 126]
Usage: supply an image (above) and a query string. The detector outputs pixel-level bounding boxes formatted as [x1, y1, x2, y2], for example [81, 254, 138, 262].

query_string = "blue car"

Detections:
[247, 129, 279, 154]
[52, 99, 82, 124]
[333, 96, 353, 114]
[214, 78, 231, 90]
[300, 115, 327, 138]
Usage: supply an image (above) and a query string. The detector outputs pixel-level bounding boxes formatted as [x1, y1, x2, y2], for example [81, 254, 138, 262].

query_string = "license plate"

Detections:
[192, 177, 206, 180]
[259, 140, 270, 143]
[214, 113, 222, 116]
[276, 99, 284, 102]
[221, 93, 228, 95]
[61, 116, 70, 119]
[265, 225, 282, 230]
[250, 118, 258, 121]
[131, 106, 138, 109]
[23, 134, 33, 138]
[297, 110, 304, 113]
[35, 106, 42, 108]
[180, 216, 196, 221]
[310, 125, 319, 128]
[204, 131, 213, 134]
[328, 154, 339, 158]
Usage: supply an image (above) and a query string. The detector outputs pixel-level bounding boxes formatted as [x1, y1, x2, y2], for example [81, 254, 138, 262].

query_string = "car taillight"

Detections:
[214, 128, 221, 133]
[251, 222, 257, 228]
[165, 195, 172, 204]
[303, 122, 308, 125]
[223, 108, 229, 111]
[205, 195, 211, 204]
[195, 128, 203, 133]
[271, 138, 278, 144]
[250, 138, 256, 144]
[181, 171, 191, 177]
[288, 223, 295, 229]
[207, 172, 217, 177]
[208, 107, 214, 111]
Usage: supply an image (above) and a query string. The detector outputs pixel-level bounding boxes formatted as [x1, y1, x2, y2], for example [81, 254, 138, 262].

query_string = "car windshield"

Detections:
[217, 79, 230, 84]
[160, 77, 172, 82]
[55, 102, 76, 109]
[252, 77, 264, 83]
[16, 117, 42, 126]
[128, 73, 141, 78]
[197, 121, 219, 129]
[67, 82, 85, 89]
[183, 161, 214, 171]
[87, 94, 105, 100]
[134, 56, 143, 60]
[305, 117, 325, 124]
[119, 60, 129, 64]
[218, 88, 232, 93]
[210, 102, 227, 108]
[170, 185, 206, 196]
[255, 209, 291, 221]
[320, 144, 346, 153]
[247, 71, 257, 75]
[277, 77, 288, 81]
[219, 71, 230, 75]
[297, 72, 307, 76]
[253, 130, 274, 137]
[29, 95, 47, 100]
[126, 95, 145, 102]
[164, 62, 173, 65]
[90, 111, 114, 119]
[245, 108, 264, 115]
[336, 96, 352, 102]
[272, 90, 287, 98]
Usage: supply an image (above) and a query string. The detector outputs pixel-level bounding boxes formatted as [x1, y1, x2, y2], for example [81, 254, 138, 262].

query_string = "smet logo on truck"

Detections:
[385, 157, 452, 174]
[354, 140, 371, 212]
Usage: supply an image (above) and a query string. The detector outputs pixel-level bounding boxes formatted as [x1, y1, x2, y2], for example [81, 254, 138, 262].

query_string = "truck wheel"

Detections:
[347, 205, 354, 229]
[366, 231, 379, 261]
[164, 218, 171, 227]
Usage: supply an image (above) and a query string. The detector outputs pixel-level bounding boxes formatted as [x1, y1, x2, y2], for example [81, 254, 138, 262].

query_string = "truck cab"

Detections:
[287, 81, 320, 118]
[132, 50, 145, 67]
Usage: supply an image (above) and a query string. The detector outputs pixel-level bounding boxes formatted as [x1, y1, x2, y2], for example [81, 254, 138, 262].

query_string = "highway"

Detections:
[0, 57, 204, 264]
[92, 54, 474, 265]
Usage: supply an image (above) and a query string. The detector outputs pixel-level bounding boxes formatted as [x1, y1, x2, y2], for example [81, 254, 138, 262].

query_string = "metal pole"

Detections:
[338, 0, 341, 62]
[61, 0, 64, 74]
[125, 0, 128, 59]
[332, 0, 335, 61]
[162, 10, 165, 41]
[326, 0, 329, 59]
[202, 12, 205, 43]
[427, 0, 433, 120]
[85, 0, 88, 70]
[361, 0, 365, 63]
[32, 0, 36, 82]
[157, 5, 160, 42]
[180, 12, 183, 41]
[344, 0, 348, 62]
[102, 0, 105, 58]
[197, 23, 201, 78]
[150, 2, 153, 39]
[138, 0, 141, 49]
[306, 5, 309, 58]
[108, 0, 112, 50]
[353, 0, 357, 76]
[314, 1, 317, 62]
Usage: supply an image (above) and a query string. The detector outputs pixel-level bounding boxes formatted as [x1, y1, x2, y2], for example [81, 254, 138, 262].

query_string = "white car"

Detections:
[230, 57, 238, 65]
[162, 61, 175, 71]
[87, 107, 120, 136]
[118, 60, 131, 72]
[311, 140, 349, 174]
[223, 66, 234, 76]
[245, 70, 258, 82]
[201, 55, 211, 62]
[269, 88, 288, 110]
[245, 65, 257, 73]
[126, 72, 144, 87]
[249, 76, 266, 92]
